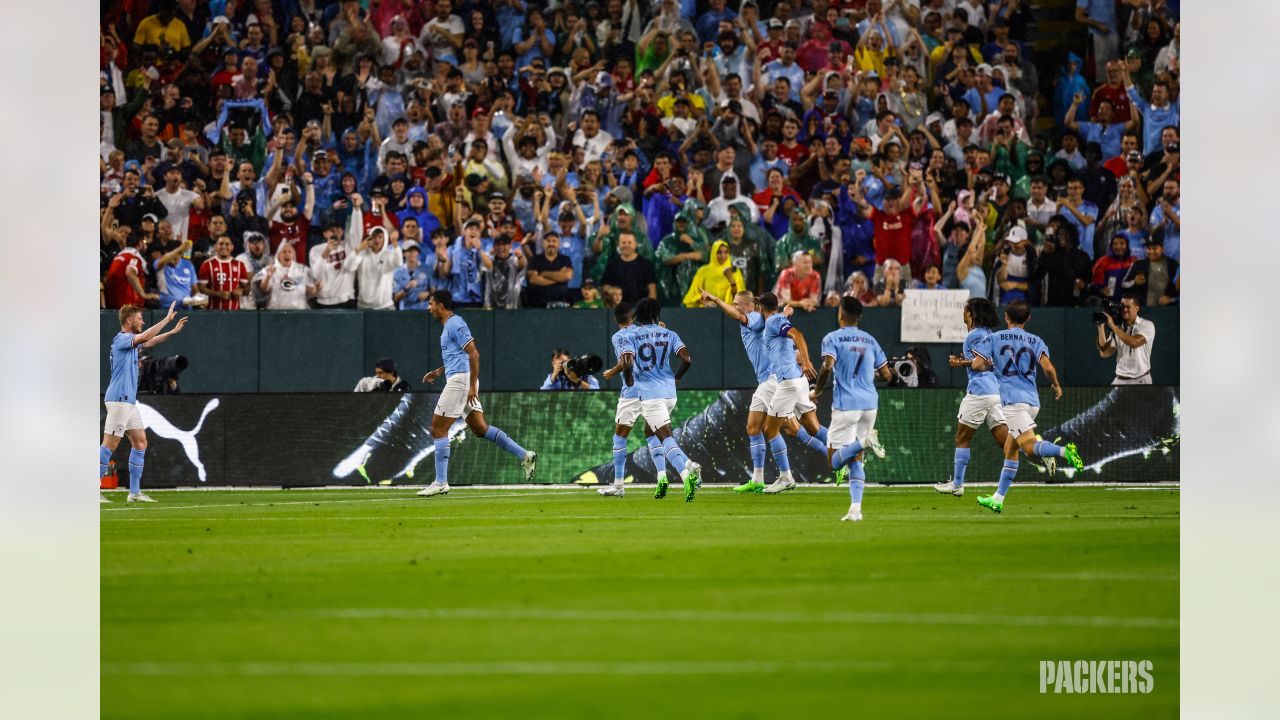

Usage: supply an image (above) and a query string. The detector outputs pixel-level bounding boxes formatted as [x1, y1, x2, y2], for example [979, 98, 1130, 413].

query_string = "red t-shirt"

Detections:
[773, 267, 822, 303]
[105, 247, 146, 309]
[197, 256, 250, 310]
[869, 206, 917, 266]
[270, 217, 311, 262]
[1089, 84, 1131, 122]
[776, 142, 809, 169]
[1103, 156, 1137, 178]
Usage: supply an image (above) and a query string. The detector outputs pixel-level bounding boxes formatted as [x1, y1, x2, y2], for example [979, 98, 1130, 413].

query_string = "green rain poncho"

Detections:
[773, 209, 823, 276]
[655, 201, 710, 305]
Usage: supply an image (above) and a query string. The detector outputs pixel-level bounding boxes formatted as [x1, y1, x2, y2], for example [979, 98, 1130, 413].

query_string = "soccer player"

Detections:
[701, 289, 845, 493]
[757, 292, 820, 494]
[812, 297, 891, 521]
[597, 302, 670, 497]
[965, 300, 1085, 513]
[418, 291, 537, 496]
[621, 298, 702, 501]
[934, 298, 1010, 497]
[100, 302, 188, 503]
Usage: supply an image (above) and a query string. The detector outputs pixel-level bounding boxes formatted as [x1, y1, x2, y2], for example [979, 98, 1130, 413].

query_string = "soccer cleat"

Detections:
[126, 493, 155, 503]
[597, 485, 625, 497]
[1063, 442, 1085, 472]
[763, 478, 796, 494]
[417, 483, 450, 497]
[933, 481, 964, 497]
[734, 480, 765, 493]
[522, 451, 538, 482]
[866, 429, 887, 459]
[654, 475, 669, 499]
[977, 495, 1003, 514]
[100, 493, 111, 504]
[682, 462, 702, 502]
[840, 512, 863, 522]
[834, 465, 849, 486]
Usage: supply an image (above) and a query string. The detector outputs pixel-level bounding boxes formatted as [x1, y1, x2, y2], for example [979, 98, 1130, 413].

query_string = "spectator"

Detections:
[1123, 233, 1179, 307]
[657, 210, 709, 305]
[873, 259, 908, 308]
[355, 358, 412, 392]
[824, 270, 877, 308]
[1057, 178, 1100, 260]
[574, 279, 606, 309]
[153, 239, 199, 308]
[256, 243, 318, 310]
[994, 226, 1036, 305]
[773, 251, 822, 312]
[524, 232, 574, 307]
[449, 218, 489, 307]
[154, 167, 204, 242]
[955, 215, 989, 300]
[1124, 67, 1180, 156]
[1148, 179, 1180, 261]
[773, 208, 823, 276]
[390, 244, 431, 311]
[852, 173, 925, 284]
[355, 227, 404, 310]
[1074, 0, 1118, 83]
[267, 186, 315, 261]
[682, 239, 744, 307]
[197, 236, 251, 311]
[1091, 234, 1136, 303]
[721, 212, 768, 295]
[482, 234, 527, 310]
[104, 232, 155, 309]
[602, 231, 657, 304]
[236, 232, 273, 310]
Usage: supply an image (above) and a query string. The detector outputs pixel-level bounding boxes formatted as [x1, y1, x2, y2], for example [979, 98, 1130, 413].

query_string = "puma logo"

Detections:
[137, 399, 220, 483]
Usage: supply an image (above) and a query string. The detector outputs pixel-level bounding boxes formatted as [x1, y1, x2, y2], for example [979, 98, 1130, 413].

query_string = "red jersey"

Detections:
[269, 217, 311, 262]
[197, 256, 250, 310]
[1089, 84, 1131, 122]
[105, 247, 147, 309]
[773, 267, 822, 303]
[870, 206, 917, 267]
[776, 142, 809, 169]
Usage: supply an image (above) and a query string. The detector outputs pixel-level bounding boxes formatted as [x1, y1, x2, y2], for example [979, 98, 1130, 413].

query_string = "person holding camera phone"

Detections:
[1096, 291, 1155, 385]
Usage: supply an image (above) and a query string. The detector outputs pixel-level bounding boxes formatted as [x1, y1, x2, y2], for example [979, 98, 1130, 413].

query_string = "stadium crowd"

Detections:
[100, 0, 1181, 313]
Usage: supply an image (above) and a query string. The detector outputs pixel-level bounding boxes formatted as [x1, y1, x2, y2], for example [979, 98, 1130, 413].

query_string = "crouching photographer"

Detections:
[138, 353, 188, 394]
[540, 348, 603, 390]
[1096, 292, 1155, 385]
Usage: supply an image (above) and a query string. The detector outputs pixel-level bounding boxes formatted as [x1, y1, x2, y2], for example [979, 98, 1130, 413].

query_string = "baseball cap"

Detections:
[141, 213, 158, 223]
[312, 149, 330, 160]
[464, 217, 483, 229]
[926, 111, 944, 126]
[767, 18, 784, 29]
[975, 63, 993, 76]
[993, 172, 1011, 185]
[470, 107, 488, 118]
[402, 241, 421, 253]
[1006, 226, 1028, 244]
[488, 191, 506, 202]
[211, 15, 230, 26]
[244, 231, 266, 243]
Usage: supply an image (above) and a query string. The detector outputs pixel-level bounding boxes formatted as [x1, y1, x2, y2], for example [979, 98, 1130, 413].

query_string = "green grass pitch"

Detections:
[101, 486, 1178, 718]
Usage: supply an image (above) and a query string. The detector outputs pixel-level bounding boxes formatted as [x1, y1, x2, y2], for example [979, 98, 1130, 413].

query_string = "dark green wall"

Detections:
[101, 307, 1179, 393]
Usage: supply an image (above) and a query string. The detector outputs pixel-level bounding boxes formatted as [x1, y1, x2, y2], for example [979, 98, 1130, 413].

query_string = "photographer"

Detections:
[540, 348, 601, 391]
[354, 358, 411, 392]
[1096, 292, 1155, 385]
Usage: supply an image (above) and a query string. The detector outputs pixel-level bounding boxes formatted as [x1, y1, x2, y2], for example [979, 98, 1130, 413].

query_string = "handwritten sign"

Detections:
[901, 289, 970, 343]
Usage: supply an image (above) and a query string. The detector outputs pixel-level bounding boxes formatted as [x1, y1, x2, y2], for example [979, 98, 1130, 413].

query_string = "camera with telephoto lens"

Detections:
[1093, 302, 1123, 326]
[565, 354, 604, 378]
[889, 357, 918, 388]
[139, 354, 188, 395]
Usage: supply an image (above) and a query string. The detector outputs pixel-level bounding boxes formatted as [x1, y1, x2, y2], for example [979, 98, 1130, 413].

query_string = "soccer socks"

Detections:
[748, 433, 766, 471]
[994, 459, 1018, 503]
[953, 447, 971, 486]
[1033, 439, 1066, 458]
[127, 449, 145, 495]
[660, 436, 689, 475]
[612, 434, 628, 485]
[795, 426, 828, 454]
[768, 434, 792, 481]
[484, 426, 527, 460]
[847, 460, 866, 512]
[646, 435, 667, 478]
[99, 445, 112, 479]
[433, 438, 451, 485]
[830, 440, 864, 471]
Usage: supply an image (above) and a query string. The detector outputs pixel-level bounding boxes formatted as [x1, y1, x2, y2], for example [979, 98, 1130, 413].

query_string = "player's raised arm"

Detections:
[132, 301, 177, 346]
[701, 290, 748, 325]
[1038, 352, 1063, 400]
[142, 316, 189, 348]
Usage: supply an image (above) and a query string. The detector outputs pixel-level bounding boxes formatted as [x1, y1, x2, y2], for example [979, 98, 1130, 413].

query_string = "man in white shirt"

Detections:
[1096, 292, 1155, 385]
[572, 110, 614, 163]
[155, 167, 203, 241]
[1024, 176, 1058, 237]
[355, 227, 404, 309]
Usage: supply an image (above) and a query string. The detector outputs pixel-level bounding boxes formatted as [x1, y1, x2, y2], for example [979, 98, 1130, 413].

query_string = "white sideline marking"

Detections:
[105, 658, 1004, 677]
[102, 511, 1179, 522]
[300, 607, 1177, 629]
[99, 491, 580, 512]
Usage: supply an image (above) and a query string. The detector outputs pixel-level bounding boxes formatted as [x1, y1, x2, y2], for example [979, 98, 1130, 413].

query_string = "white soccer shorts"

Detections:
[828, 408, 877, 450]
[103, 401, 145, 437]
[748, 376, 778, 414]
[1002, 402, 1039, 437]
[639, 398, 677, 429]
[435, 372, 484, 419]
[615, 396, 643, 426]
[767, 377, 809, 418]
[957, 393, 1006, 429]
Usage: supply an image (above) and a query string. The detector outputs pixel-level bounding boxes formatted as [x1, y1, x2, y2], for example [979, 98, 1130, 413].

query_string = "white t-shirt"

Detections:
[255, 262, 314, 310]
[573, 129, 614, 164]
[156, 187, 199, 241]
[308, 239, 360, 305]
[420, 15, 464, 59]
[355, 244, 404, 310]
[1107, 316, 1155, 381]
[1026, 198, 1059, 228]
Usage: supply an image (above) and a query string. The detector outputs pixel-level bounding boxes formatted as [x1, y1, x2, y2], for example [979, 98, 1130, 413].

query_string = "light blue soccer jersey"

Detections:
[974, 327, 1050, 406]
[611, 325, 640, 400]
[763, 312, 803, 381]
[627, 324, 686, 400]
[105, 332, 139, 404]
[441, 314, 475, 377]
[741, 311, 772, 383]
[820, 327, 887, 412]
[963, 327, 1001, 397]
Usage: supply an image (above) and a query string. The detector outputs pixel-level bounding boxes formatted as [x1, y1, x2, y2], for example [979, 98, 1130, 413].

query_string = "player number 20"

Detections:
[998, 346, 1034, 378]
